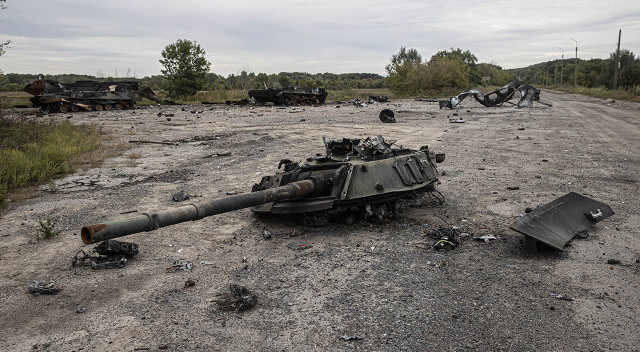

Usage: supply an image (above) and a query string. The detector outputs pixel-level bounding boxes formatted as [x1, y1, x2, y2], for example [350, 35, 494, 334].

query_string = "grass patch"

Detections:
[36, 216, 61, 239]
[0, 91, 33, 109]
[0, 115, 103, 207]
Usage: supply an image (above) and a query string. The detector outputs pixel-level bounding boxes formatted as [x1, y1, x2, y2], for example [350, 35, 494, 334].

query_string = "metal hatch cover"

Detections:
[509, 192, 614, 252]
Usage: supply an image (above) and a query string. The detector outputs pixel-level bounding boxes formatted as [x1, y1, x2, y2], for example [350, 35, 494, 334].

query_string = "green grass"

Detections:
[0, 91, 33, 109]
[0, 116, 101, 206]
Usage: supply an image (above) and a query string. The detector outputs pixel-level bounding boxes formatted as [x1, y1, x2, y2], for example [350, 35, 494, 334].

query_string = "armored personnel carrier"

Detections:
[24, 74, 160, 112]
[248, 87, 328, 105]
[81, 136, 445, 244]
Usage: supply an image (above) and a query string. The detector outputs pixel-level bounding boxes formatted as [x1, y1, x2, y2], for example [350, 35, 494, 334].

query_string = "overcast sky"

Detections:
[1, 0, 639, 77]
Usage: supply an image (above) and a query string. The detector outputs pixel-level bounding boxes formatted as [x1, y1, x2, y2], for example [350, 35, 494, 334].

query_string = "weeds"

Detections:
[37, 216, 61, 239]
[0, 116, 101, 206]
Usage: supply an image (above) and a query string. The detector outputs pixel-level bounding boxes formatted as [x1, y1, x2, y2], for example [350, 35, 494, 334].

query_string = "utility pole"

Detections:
[613, 29, 622, 90]
[571, 38, 578, 87]
[558, 47, 564, 85]
[554, 60, 557, 85]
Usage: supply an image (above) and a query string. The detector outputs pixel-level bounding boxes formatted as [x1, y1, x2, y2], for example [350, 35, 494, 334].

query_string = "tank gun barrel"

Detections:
[81, 179, 317, 244]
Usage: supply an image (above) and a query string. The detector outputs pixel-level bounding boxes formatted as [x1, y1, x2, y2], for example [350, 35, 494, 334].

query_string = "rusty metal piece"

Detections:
[509, 192, 614, 252]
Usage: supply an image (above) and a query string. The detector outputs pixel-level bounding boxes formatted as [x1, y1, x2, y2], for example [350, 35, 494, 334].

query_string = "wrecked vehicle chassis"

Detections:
[81, 136, 444, 244]
[24, 77, 160, 112]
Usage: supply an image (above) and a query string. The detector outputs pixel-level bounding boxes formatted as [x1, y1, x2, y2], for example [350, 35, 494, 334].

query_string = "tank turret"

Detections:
[81, 135, 444, 244]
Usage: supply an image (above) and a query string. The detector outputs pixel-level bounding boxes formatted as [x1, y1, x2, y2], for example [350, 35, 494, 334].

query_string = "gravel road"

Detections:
[0, 90, 638, 351]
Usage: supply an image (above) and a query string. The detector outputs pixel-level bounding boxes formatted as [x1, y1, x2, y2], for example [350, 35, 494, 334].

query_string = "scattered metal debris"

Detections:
[425, 225, 461, 250]
[378, 109, 396, 123]
[339, 335, 364, 341]
[607, 259, 621, 265]
[184, 279, 197, 288]
[166, 262, 193, 273]
[72, 239, 139, 270]
[449, 118, 466, 123]
[172, 190, 190, 202]
[473, 234, 498, 243]
[214, 285, 257, 312]
[509, 192, 614, 252]
[352, 98, 367, 107]
[439, 80, 552, 109]
[76, 307, 86, 313]
[550, 293, 575, 301]
[287, 241, 312, 250]
[28, 281, 60, 295]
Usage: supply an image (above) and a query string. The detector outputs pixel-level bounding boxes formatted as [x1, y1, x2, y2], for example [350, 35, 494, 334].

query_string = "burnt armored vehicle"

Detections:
[248, 87, 328, 105]
[24, 75, 160, 112]
[81, 136, 445, 244]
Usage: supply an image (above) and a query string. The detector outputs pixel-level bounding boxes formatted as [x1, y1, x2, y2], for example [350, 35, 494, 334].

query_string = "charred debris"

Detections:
[439, 80, 552, 109]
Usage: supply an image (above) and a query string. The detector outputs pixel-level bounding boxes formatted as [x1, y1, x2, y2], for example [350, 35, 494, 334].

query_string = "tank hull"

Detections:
[24, 79, 158, 112]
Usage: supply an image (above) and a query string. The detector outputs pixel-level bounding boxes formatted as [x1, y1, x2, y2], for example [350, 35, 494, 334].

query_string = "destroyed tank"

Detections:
[248, 87, 328, 105]
[81, 135, 445, 244]
[24, 74, 160, 112]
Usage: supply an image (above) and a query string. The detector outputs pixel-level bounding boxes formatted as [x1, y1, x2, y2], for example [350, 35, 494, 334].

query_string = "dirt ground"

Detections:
[0, 90, 639, 351]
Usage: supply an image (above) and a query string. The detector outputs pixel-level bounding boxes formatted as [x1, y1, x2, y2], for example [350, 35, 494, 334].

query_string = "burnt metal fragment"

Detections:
[440, 80, 552, 109]
[166, 262, 193, 273]
[92, 255, 127, 269]
[369, 95, 388, 103]
[28, 281, 60, 295]
[172, 190, 190, 202]
[94, 239, 139, 257]
[378, 109, 396, 123]
[215, 285, 257, 312]
[509, 192, 614, 252]
[72, 240, 138, 269]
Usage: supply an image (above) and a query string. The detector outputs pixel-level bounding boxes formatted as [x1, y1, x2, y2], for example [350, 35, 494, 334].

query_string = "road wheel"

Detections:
[94, 104, 103, 111]
[104, 104, 112, 110]
[115, 103, 123, 110]
[59, 104, 69, 113]
[71, 105, 80, 112]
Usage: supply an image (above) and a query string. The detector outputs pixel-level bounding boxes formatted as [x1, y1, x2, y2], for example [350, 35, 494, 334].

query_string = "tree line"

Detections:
[2, 39, 638, 99]
[508, 49, 640, 90]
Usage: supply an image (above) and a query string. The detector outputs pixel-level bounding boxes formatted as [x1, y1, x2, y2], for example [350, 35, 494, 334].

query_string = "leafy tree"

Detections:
[386, 47, 423, 95]
[431, 48, 480, 84]
[477, 63, 512, 86]
[159, 39, 211, 98]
